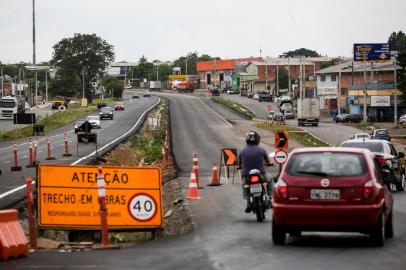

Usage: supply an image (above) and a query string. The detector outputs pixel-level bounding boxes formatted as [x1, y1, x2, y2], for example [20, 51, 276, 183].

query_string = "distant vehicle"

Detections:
[177, 82, 194, 93]
[0, 96, 18, 120]
[51, 97, 70, 110]
[149, 81, 161, 91]
[399, 114, 406, 127]
[335, 114, 362, 123]
[340, 139, 405, 191]
[258, 91, 272, 102]
[273, 112, 284, 122]
[226, 89, 238, 95]
[266, 111, 275, 120]
[132, 94, 139, 99]
[297, 98, 320, 126]
[247, 92, 254, 99]
[114, 101, 125, 111]
[283, 109, 294, 119]
[279, 102, 292, 113]
[99, 107, 114, 120]
[272, 147, 394, 246]
[24, 102, 31, 111]
[74, 119, 86, 133]
[143, 91, 151, 97]
[211, 88, 220, 96]
[253, 93, 260, 100]
[350, 133, 370, 139]
[274, 96, 291, 102]
[86, 115, 101, 129]
[370, 129, 391, 141]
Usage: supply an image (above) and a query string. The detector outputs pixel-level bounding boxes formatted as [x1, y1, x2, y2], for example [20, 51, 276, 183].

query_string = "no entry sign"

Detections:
[38, 164, 163, 230]
[274, 150, 288, 164]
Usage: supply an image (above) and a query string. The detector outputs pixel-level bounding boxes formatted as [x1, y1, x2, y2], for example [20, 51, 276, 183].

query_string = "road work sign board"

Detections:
[222, 148, 238, 166]
[38, 164, 163, 230]
[353, 43, 391, 62]
[275, 131, 288, 150]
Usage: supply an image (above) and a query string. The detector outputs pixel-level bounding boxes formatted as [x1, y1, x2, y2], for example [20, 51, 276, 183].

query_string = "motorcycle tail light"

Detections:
[250, 175, 260, 184]
[376, 156, 386, 164]
[277, 179, 288, 199]
[363, 180, 374, 199]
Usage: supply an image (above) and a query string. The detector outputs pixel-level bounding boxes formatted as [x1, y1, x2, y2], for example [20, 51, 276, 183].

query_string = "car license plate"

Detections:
[310, 189, 340, 200]
[250, 184, 262, 194]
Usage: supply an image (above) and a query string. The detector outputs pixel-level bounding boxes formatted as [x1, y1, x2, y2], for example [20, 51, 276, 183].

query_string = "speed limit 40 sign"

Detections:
[129, 193, 158, 222]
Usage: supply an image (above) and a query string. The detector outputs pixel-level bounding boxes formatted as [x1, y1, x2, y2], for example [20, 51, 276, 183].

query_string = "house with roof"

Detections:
[196, 57, 262, 89]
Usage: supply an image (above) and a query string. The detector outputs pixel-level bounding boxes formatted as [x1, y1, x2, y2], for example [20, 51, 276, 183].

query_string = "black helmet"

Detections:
[246, 131, 260, 145]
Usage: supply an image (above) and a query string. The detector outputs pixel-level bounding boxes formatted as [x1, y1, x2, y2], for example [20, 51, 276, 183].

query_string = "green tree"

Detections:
[50, 33, 115, 98]
[102, 76, 124, 98]
[132, 56, 154, 80]
[48, 69, 81, 97]
[172, 52, 220, 75]
[388, 31, 406, 103]
[277, 69, 289, 89]
[280, 48, 321, 58]
[320, 58, 342, 69]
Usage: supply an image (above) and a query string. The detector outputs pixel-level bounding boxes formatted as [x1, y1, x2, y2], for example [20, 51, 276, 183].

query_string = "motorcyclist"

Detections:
[238, 131, 272, 213]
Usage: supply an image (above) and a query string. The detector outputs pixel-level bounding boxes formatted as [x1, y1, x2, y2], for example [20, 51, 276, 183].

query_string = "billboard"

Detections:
[353, 43, 391, 62]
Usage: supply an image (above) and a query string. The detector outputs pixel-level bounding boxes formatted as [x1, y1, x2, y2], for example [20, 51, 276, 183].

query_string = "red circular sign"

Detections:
[268, 105, 272, 111]
[274, 150, 288, 164]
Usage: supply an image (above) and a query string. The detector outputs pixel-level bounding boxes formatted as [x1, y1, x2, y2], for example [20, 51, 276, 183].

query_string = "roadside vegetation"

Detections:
[211, 97, 256, 119]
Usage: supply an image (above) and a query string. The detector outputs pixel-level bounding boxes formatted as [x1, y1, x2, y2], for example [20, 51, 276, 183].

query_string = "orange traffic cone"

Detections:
[207, 164, 222, 186]
[186, 171, 200, 200]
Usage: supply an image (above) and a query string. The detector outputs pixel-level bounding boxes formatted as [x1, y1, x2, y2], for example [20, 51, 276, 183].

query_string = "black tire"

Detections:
[272, 217, 286, 245]
[395, 173, 405, 191]
[254, 198, 264, 222]
[370, 211, 385, 246]
[385, 211, 394, 238]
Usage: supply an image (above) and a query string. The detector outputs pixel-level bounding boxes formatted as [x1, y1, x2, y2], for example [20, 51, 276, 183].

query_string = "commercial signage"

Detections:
[38, 164, 163, 230]
[353, 43, 391, 62]
[371, 96, 390, 107]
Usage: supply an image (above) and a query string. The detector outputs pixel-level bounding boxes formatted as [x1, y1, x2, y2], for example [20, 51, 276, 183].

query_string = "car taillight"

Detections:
[250, 175, 260, 184]
[276, 179, 288, 199]
[376, 156, 386, 164]
[363, 180, 374, 199]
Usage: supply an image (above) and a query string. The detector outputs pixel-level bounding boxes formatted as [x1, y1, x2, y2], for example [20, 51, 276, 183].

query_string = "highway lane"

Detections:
[5, 91, 406, 270]
[0, 92, 160, 209]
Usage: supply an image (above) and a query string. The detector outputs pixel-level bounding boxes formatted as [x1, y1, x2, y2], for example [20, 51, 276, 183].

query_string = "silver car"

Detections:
[86, 115, 101, 129]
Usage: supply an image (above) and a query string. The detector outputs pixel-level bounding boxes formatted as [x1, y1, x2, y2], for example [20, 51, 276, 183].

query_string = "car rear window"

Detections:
[376, 130, 387, 135]
[285, 152, 368, 177]
[341, 142, 383, 152]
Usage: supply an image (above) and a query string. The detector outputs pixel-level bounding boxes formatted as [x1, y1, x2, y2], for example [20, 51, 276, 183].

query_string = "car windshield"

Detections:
[286, 152, 368, 177]
[375, 130, 388, 135]
[0, 100, 16, 108]
[341, 142, 384, 153]
[356, 134, 369, 138]
[101, 108, 112, 113]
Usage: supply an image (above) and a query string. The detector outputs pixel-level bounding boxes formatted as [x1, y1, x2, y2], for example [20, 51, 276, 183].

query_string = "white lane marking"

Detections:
[0, 98, 161, 201]
[198, 99, 232, 127]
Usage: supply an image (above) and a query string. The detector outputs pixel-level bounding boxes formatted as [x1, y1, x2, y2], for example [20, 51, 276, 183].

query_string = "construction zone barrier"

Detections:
[62, 132, 72, 157]
[11, 140, 22, 171]
[192, 153, 203, 189]
[45, 137, 55, 160]
[207, 164, 221, 186]
[186, 171, 200, 200]
[26, 177, 37, 250]
[0, 209, 29, 261]
[26, 137, 35, 168]
[97, 166, 109, 248]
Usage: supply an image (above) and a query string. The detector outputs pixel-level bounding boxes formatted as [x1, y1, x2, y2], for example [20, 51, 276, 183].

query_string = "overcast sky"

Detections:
[1, 0, 405, 64]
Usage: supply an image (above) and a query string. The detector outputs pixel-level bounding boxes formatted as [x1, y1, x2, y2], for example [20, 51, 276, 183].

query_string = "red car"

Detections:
[114, 102, 125, 111]
[272, 147, 393, 246]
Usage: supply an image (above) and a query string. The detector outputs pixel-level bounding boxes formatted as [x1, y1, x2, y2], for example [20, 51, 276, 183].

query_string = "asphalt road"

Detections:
[4, 91, 406, 270]
[0, 92, 160, 209]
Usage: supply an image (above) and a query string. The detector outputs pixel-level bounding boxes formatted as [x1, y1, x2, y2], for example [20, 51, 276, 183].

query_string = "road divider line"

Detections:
[198, 99, 232, 127]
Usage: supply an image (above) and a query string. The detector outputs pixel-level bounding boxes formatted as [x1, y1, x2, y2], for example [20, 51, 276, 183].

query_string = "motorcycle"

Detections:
[244, 169, 271, 222]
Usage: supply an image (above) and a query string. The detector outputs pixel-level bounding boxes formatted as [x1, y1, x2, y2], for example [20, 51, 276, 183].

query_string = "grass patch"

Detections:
[211, 97, 256, 119]
[0, 107, 96, 142]
[355, 122, 380, 131]
[92, 98, 119, 105]
[257, 122, 330, 147]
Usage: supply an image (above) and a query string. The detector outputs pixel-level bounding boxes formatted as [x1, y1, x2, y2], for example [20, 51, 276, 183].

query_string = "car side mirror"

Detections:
[398, 152, 405, 158]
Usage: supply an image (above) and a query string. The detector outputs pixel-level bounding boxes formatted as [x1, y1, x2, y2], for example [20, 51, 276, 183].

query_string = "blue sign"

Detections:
[353, 43, 391, 62]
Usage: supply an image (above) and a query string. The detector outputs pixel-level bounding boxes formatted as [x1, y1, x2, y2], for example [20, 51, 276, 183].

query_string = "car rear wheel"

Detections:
[370, 211, 385, 246]
[272, 217, 286, 245]
[395, 173, 405, 191]
[385, 211, 394, 238]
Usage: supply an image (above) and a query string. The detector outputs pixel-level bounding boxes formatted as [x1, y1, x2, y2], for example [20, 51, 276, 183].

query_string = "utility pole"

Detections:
[288, 57, 291, 97]
[363, 59, 367, 123]
[299, 57, 303, 100]
[393, 51, 398, 126]
[35, 71, 38, 106]
[1, 68, 3, 97]
[370, 62, 374, 83]
[276, 61, 279, 96]
[45, 69, 48, 103]
[265, 57, 268, 92]
[82, 66, 85, 99]
[32, 0, 36, 65]
[338, 70, 341, 114]
[124, 64, 127, 88]
[185, 58, 188, 77]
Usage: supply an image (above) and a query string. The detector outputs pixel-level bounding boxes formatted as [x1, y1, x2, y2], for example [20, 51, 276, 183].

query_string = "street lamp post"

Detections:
[392, 51, 398, 127]
[82, 66, 85, 99]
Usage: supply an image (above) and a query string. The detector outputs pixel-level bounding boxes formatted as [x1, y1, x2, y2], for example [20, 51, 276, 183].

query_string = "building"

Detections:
[316, 61, 404, 120]
[196, 57, 262, 89]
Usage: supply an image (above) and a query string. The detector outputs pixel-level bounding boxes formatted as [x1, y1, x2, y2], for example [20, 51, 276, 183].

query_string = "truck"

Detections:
[297, 98, 320, 126]
[0, 96, 18, 120]
[149, 81, 162, 91]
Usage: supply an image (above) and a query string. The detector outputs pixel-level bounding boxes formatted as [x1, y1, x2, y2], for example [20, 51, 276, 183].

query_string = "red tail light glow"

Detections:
[363, 180, 374, 199]
[376, 156, 386, 164]
[250, 175, 260, 184]
[277, 179, 288, 199]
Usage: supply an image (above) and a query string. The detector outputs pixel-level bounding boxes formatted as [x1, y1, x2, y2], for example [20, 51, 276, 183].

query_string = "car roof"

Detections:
[341, 138, 389, 145]
[291, 147, 371, 155]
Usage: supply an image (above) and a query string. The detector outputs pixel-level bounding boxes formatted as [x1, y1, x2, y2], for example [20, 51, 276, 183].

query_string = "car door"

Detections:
[388, 143, 402, 178]
[373, 159, 393, 217]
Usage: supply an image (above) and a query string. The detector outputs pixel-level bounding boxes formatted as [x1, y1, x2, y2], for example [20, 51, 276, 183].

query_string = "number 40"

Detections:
[133, 200, 153, 212]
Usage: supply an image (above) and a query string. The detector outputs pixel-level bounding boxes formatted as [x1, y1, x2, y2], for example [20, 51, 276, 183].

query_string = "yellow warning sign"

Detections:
[38, 164, 163, 230]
